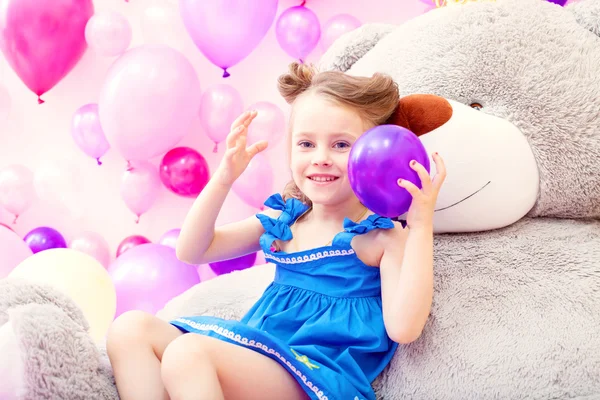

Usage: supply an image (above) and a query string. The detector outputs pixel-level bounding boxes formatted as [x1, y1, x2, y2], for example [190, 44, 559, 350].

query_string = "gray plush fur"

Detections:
[1, 0, 599, 399]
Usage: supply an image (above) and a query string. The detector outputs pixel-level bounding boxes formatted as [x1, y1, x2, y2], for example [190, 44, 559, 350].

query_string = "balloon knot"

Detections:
[300, 0, 306, 6]
[12, 214, 18, 224]
[96, 157, 103, 166]
[212, 143, 218, 153]
[299, 58, 304, 64]
[135, 215, 140, 224]
[126, 160, 133, 171]
[222, 69, 230, 78]
[37, 96, 45, 105]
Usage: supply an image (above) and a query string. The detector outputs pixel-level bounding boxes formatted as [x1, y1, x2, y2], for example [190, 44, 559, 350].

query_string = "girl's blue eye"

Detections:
[298, 141, 313, 148]
[334, 142, 351, 149]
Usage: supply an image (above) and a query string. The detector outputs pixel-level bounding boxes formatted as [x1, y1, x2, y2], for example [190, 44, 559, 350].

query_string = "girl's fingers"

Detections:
[230, 111, 252, 132]
[226, 125, 245, 149]
[410, 160, 432, 193]
[432, 153, 447, 191]
[397, 178, 422, 198]
[246, 140, 268, 158]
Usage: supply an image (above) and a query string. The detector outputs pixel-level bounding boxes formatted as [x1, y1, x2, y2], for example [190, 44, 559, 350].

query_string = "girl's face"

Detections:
[289, 93, 372, 206]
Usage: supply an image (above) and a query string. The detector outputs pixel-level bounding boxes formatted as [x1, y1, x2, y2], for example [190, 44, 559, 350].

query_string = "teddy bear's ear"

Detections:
[318, 23, 396, 73]
[567, 0, 600, 37]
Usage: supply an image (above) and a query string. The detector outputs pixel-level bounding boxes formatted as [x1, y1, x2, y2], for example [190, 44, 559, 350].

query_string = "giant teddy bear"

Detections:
[1, 0, 599, 398]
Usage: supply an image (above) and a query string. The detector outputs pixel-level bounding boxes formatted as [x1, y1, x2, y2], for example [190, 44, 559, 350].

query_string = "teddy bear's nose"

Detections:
[388, 94, 453, 137]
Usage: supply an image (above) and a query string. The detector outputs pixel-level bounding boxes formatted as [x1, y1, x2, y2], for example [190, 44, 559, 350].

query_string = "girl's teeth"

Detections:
[311, 177, 335, 182]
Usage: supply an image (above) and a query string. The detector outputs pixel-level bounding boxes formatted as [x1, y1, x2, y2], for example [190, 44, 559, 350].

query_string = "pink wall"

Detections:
[0, 0, 430, 262]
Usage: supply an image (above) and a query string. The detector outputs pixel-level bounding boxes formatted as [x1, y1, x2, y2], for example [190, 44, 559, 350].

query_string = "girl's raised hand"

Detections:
[397, 152, 447, 229]
[214, 110, 269, 186]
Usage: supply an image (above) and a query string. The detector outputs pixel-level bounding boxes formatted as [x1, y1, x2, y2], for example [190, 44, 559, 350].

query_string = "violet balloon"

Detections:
[0, 165, 35, 223]
[0, 0, 94, 103]
[116, 234, 151, 258]
[71, 104, 110, 165]
[321, 14, 362, 51]
[158, 228, 180, 248]
[23, 227, 67, 254]
[0, 225, 32, 278]
[276, 5, 321, 62]
[159, 147, 210, 197]
[348, 125, 430, 218]
[198, 84, 243, 152]
[209, 252, 257, 276]
[246, 102, 286, 147]
[98, 45, 202, 161]
[84, 11, 132, 57]
[179, 0, 278, 77]
[232, 153, 274, 209]
[109, 244, 200, 317]
[120, 161, 161, 223]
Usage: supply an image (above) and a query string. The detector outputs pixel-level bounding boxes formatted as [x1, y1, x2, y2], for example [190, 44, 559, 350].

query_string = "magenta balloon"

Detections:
[108, 244, 200, 317]
[159, 147, 210, 197]
[275, 5, 321, 62]
[158, 228, 180, 249]
[348, 125, 430, 218]
[0, 225, 32, 278]
[320, 14, 362, 51]
[98, 45, 202, 161]
[179, 0, 278, 77]
[23, 227, 67, 254]
[116, 234, 151, 258]
[0, 0, 94, 103]
[209, 252, 256, 276]
[71, 103, 110, 165]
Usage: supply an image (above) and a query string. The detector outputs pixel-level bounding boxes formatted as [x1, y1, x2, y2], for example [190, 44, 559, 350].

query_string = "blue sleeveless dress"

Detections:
[170, 194, 399, 400]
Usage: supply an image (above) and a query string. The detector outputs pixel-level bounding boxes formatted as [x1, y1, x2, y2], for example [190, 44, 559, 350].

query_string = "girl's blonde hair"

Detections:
[277, 61, 400, 207]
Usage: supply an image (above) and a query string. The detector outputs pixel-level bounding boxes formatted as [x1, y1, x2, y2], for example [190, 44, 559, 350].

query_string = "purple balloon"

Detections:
[23, 227, 67, 254]
[179, 0, 278, 77]
[108, 244, 200, 317]
[209, 252, 257, 276]
[546, 0, 567, 5]
[348, 125, 430, 218]
[276, 5, 321, 62]
[158, 228, 180, 248]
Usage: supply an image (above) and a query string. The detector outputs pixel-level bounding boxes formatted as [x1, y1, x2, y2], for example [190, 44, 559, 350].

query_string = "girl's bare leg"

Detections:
[106, 310, 183, 400]
[161, 334, 309, 400]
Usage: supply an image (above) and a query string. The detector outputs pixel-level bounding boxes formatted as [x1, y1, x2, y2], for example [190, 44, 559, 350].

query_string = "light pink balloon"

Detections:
[0, 165, 35, 223]
[33, 160, 83, 219]
[179, 0, 278, 77]
[98, 45, 202, 162]
[69, 231, 111, 268]
[320, 14, 362, 52]
[0, 0, 94, 103]
[71, 103, 110, 165]
[275, 5, 321, 62]
[0, 225, 33, 278]
[85, 11, 132, 57]
[120, 161, 161, 223]
[232, 154, 274, 209]
[197, 263, 217, 281]
[199, 84, 243, 152]
[246, 101, 286, 147]
[0, 85, 10, 123]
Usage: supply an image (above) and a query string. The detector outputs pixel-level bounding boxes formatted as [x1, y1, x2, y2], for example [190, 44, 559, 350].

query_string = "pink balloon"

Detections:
[246, 102, 286, 147]
[0, 165, 35, 223]
[232, 154, 274, 209]
[198, 84, 243, 152]
[275, 5, 321, 62]
[320, 14, 362, 51]
[116, 234, 151, 258]
[197, 263, 217, 281]
[98, 45, 202, 162]
[159, 147, 210, 197]
[0, 85, 10, 123]
[0, 225, 32, 278]
[120, 161, 161, 222]
[69, 231, 111, 268]
[85, 11, 132, 57]
[0, 0, 94, 103]
[71, 103, 110, 165]
[108, 243, 200, 317]
[179, 0, 278, 77]
[158, 228, 180, 248]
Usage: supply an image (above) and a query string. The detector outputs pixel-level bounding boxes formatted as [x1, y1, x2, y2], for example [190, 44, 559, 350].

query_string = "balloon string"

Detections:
[213, 143, 218, 153]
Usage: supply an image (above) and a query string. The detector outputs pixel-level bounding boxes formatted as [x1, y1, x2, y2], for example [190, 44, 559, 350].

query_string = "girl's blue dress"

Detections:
[170, 194, 399, 400]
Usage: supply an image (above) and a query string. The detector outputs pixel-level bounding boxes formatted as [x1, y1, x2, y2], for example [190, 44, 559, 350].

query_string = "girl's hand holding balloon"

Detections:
[397, 153, 446, 229]
[214, 110, 269, 186]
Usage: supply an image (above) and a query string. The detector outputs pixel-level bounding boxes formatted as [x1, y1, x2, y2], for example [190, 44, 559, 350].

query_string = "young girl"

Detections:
[106, 62, 446, 400]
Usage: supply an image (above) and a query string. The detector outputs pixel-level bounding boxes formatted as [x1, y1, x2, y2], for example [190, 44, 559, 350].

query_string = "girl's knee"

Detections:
[106, 310, 155, 353]
[161, 334, 213, 381]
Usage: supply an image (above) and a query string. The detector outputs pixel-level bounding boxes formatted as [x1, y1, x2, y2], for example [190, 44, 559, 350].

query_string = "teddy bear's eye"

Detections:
[470, 102, 483, 110]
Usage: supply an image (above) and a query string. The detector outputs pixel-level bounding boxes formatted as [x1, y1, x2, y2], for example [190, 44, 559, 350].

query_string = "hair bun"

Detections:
[277, 62, 317, 104]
